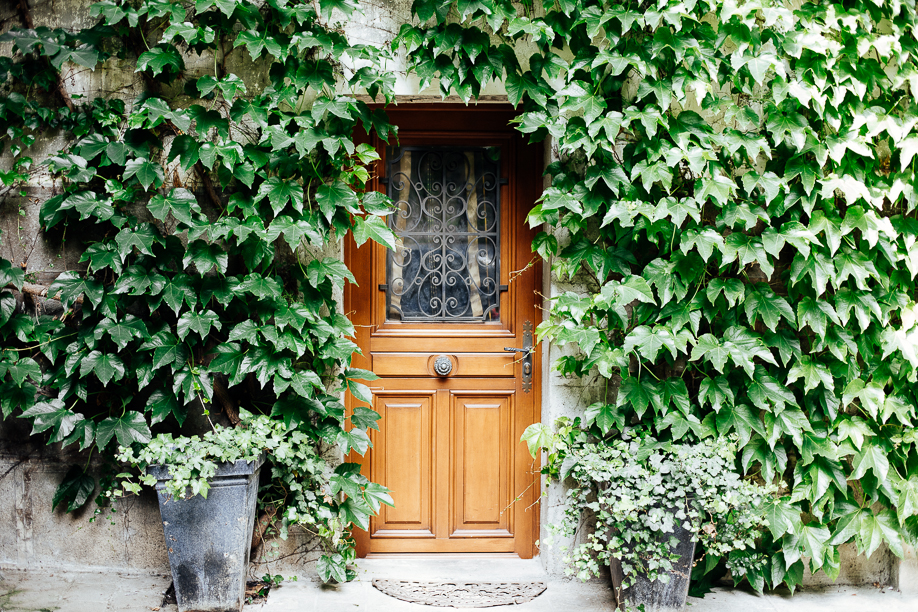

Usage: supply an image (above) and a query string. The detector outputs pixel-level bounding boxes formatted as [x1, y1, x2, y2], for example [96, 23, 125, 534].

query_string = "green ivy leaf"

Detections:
[362, 482, 395, 512]
[142, 331, 189, 371]
[0, 259, 25, 290]
[616, 376, 662, 418]
[722, 234, 773, 278]
[266, 216, 323, 251]
[316, 180, 359, 220]
[79, 350, 126, 385]
[93, 315, 150, 349]
[115, 224, 158, 260]
[271, 396, 327, 428]
[680, 228, 724, 262]
[786, 356, 834, 393]
[691, 334, 731, 373]
[585, 402, 626, 433]
[715, 403, 763, 447]
[748, 367, 797, 413]
[52, 466, 95, 513]
[858, 510, 903, 558]
[662, 377, 690, 416]
[135, 45, 184, 77]
[698, 376, 734, 413]
[850, 443, 889, 481]
[764, 407, 813, 448]
[148, 389, 185, 425]
[21, 399, 81, 442]
[184, 241, 228, 274]
[789, 250, 835, 297]
[352, 215, 396, 250]
[95, 412, 151, 449]
[0, 379, 37, 419]
[148, 188, 201, 226]
[256, 177, 304, 216]
[896, 476, 918, 524]
[763, 497, 802, 540]
[796, 297, 840, 338]
[49, 272, 105, 308]
[318, 0, 359, 21]
[785, 154, 819, 195]
[337, 428, 371, 456]
[350, 406, 381, 431]
[6, 357, 40, 386]
[123, 158, 164, 191]
[744, 284, 795, 332]
[696, 174, 736, 206]
[238, 274, 282, 300]
[799, 524, 830, 570]
[306, 258, 355, 289]
[159, 275, 197, 315]
[176, 310, 222, 341]
[317, 553, 348, 584]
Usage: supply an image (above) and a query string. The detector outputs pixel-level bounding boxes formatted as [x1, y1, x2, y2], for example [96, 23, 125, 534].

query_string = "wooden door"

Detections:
[346, 106, 542, 557]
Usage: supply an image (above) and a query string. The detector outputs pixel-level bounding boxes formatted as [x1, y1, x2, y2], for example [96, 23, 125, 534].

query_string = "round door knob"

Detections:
[433, 356, 453, 376]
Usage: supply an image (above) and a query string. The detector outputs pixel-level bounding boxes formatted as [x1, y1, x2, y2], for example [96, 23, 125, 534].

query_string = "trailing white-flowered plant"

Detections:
[525, 419, 772, 594]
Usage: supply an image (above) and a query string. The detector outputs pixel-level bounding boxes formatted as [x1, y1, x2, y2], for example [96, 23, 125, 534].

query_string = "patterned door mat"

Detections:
[372, 580, 547, 608]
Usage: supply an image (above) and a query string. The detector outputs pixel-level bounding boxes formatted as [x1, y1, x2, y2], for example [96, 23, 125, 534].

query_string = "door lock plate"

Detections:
[504, 321, 533, 392]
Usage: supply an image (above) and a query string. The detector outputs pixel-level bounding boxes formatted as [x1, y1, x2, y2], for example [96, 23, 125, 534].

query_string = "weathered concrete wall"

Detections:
[0, 419, 168, 572]
[894, 544, 918, 596]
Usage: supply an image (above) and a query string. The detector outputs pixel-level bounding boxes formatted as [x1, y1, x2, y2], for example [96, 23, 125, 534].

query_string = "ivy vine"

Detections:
[0, 0, 398, 582]
[397, 0, 918, 592]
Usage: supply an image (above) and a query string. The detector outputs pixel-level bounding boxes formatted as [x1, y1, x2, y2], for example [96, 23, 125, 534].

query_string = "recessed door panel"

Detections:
[347, 106, 542, 558]
[371, 393, 435, 537]
[452, 393, 512, 537]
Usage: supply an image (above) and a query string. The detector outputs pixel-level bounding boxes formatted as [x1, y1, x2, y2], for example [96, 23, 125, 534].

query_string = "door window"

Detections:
[385, 147, 502, 323]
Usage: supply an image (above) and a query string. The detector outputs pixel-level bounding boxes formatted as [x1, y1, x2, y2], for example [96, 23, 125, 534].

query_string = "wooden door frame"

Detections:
[345, 105, 542, 558]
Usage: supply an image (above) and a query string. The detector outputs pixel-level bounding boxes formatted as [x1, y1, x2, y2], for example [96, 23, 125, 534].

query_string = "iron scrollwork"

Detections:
[385, 147, 501, 323]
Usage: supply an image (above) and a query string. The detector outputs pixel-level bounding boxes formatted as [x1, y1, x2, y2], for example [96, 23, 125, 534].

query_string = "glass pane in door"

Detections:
[385, 147, 501, 323]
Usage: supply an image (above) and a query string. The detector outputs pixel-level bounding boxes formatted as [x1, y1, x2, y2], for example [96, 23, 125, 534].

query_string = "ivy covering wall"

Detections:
[0, 0, 398, 582]
[397, 0, 918, 591]
[1, 0, 918, 592]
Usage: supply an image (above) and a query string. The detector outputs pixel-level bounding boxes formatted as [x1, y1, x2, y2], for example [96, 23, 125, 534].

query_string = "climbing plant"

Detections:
[0, 0, 398, 582]
[397, 0, 918, 592]
[4, 0, 918, 592]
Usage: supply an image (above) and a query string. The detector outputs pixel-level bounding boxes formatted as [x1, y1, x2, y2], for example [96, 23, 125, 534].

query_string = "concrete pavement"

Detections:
[1, 557, 916, 611]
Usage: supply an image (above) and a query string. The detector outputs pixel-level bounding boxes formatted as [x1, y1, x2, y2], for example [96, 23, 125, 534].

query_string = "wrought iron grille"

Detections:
[385, 146, 502, 323]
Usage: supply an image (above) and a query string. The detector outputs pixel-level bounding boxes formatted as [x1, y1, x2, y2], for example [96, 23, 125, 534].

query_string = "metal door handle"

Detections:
[503, 321, 533, 392]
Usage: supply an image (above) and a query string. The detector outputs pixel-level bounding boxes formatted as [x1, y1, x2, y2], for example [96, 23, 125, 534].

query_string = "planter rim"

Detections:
[146, 453, 266, 482]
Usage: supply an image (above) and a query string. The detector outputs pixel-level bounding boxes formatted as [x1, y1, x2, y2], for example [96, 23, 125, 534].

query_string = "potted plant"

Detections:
[523, 419, 770, 612]
[118, 410, 393, 612]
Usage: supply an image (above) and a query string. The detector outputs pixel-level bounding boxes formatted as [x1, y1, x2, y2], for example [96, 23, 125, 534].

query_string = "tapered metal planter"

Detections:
[149, 456, 264, 612]
[610, 518, 696, 612]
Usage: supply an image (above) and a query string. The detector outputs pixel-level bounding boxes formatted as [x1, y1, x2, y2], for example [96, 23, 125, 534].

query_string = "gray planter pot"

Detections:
[148, 455, 264, 612]
[609, 518, 696, 612]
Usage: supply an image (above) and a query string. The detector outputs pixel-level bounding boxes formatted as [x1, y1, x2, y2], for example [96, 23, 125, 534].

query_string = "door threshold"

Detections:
[365, 552, 523, 559]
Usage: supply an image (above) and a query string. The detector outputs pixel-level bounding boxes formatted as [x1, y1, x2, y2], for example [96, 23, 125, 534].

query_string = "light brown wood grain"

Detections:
[371, 353, 516, 378]
[372, 393, 435, 537]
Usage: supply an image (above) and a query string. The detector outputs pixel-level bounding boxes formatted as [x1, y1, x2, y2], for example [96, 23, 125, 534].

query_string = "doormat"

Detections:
[372, 580, 547, 608]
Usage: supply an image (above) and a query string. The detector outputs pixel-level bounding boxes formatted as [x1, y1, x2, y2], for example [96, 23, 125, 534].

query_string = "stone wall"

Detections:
[0, 0, 909, 589]
[0, 419, 168, 572]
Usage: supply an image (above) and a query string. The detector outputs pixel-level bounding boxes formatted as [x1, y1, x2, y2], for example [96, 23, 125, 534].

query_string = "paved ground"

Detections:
[0, 558, 916, 611]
